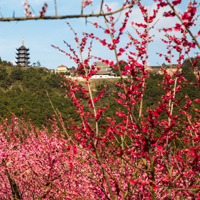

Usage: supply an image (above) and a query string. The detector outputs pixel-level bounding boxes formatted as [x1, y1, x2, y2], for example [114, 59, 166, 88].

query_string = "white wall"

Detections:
[64, 75, 128, 79]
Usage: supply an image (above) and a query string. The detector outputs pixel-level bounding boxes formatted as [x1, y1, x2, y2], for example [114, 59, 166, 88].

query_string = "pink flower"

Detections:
[104, 29, 110, 34]
[109, 61, 114, 66]
[157, 146, 163, 150]
[93, 22, 98, 28]
[82, 0, 93, 8]
[172, 0, 181, 6]
[113, 39, 119, 44]
[124, 65, 131, 70]
[119, 48, 125, 53]
[129, 179, 137, 184]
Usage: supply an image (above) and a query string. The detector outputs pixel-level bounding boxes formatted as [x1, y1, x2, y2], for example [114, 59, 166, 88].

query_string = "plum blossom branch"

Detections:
[0, 2, 136, 22]
[166, 0, 200, 49]
[22, 1, 33, 17]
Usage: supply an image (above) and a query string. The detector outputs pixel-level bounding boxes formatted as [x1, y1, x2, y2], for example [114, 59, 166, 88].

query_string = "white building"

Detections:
[55, 65, 69, 73]
[92, 62, 116, 78]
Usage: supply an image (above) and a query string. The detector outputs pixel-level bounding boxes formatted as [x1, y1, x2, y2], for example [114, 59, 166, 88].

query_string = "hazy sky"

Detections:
[0, 0, 199, 69]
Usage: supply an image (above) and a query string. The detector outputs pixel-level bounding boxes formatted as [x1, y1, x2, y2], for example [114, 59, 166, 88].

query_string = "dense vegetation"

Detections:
[96, 58, 200, 120]
[0, 57, 199, 129]
[1, 0, 200, 198]
[0, 58, 79, 127]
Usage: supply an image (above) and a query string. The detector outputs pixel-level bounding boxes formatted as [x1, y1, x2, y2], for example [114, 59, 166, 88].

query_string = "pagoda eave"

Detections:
[16, 57, 30, 59]
[16, 53, 29, 56]
[16, 47, 29, 51]
[16, 61, 30, 64]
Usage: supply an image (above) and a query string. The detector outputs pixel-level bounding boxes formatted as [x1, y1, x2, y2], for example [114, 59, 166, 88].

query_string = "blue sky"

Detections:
[0, 0, 199, 69]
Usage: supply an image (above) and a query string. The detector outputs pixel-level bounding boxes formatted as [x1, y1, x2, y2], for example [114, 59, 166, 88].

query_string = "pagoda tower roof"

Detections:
[16, 38, 29, 51]
[16, 46, 29, 51]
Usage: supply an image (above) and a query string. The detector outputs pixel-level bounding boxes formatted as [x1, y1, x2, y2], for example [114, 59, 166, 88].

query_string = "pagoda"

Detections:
[16, 38, 30, 67]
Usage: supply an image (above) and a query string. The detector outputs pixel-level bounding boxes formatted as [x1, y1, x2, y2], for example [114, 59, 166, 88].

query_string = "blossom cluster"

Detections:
[82, 0, 93, 8]
[39, 3, 48, 17]
[22, 2, 48, 17]
[22, 2, 33, 17]
[2, 0, 200, 199]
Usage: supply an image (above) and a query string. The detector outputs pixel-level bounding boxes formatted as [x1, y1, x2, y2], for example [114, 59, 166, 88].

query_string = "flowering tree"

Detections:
[0, 0, 200, 199]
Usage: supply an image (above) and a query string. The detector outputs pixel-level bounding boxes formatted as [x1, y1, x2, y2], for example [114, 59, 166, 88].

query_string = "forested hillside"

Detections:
[0, 61, 79, 127]
[95, 58, 200, 120]
[1, 1, 200, 198]
[0, 58, 199, 128]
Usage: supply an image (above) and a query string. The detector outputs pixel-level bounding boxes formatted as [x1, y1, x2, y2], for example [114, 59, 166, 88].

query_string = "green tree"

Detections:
[181, 57, 200, 73]
[10, 68, 23, 81]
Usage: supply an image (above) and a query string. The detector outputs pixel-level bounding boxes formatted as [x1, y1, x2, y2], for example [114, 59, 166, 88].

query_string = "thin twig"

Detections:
[103, 10, 148, 140]
[139, 9, 150, 119]
[100, 0, 104, 14]
[30, 6, 37, 17]
[54, 0, 57, 16]
[81, 0, 83, 15]
[25, 0, 30, 17]
[65, 23, 99, 143]
[46, 91, 69, 138]
[0, 7, 3, 18]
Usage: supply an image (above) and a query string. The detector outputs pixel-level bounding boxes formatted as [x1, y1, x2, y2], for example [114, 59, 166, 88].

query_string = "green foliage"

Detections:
[0, 67, 8, 79]
[144, 73, 165, 109]
[10, 68, 23, 81]
[0, 65, 77, 128]
[0, 57, 200, 131]
[0, 57, 13, 67]
[0, 67, 11, 89]
[181, 57, 200, 72]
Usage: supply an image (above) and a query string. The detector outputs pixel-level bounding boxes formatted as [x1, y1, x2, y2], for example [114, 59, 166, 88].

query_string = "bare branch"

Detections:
[139, 9, 150, 119]
[100, 0, 104, 14]
[54, 0, 57, 16]
[46, 91, 69, 138]
[0, 7, 3, 18]
[0, 5, 133, 22]
[81, 0, 83, 15]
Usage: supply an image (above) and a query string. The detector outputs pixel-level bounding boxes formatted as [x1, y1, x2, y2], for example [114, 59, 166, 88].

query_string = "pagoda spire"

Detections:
[22, 37, 24, 46]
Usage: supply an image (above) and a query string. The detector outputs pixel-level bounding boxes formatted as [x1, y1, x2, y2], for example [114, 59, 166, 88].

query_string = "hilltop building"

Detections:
[92, 62, 116, 78]
[147, 65, 182, 75]
[55, 65, 70, 73]
[148, 66, 161, 74]
[64, 62, 128, 79]
[16, 38, 30, 67]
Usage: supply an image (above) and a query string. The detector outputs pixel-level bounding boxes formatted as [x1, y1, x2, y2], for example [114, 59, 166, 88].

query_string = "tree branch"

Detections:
[100, 0, 104, 14]
[0, 5, 132, 22]
[166, 0, 200, 49]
